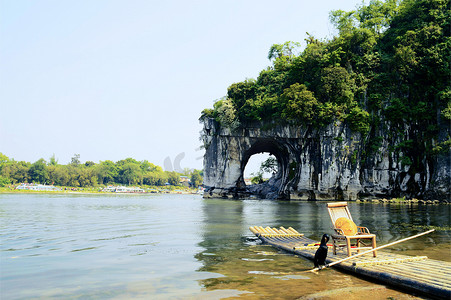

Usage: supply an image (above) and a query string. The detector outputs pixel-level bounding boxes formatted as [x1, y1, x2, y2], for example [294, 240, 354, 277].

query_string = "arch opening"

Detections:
[243, 152, 279, 185]
[238, 139, 289, 199]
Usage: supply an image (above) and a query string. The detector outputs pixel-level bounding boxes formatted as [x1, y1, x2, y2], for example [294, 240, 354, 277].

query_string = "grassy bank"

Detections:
[0, 185, 201, 195]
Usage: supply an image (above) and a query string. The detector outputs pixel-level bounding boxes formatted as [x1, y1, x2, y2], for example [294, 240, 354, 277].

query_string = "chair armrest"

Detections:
[333, 228, 345, 235]
[357, 226, 371, 234]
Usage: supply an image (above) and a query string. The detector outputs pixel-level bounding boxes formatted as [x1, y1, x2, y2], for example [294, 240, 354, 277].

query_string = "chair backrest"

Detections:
[327, 202, 353, 225]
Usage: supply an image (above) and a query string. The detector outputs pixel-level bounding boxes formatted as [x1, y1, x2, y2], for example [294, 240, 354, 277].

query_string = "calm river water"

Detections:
[1, 193, 450, 299]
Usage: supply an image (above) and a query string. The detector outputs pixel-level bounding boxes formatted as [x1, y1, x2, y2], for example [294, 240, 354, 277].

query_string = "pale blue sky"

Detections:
[1, 0, 362, 172]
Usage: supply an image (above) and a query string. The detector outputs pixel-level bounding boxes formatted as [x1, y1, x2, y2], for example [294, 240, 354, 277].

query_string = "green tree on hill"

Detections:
[201, 0, 450, 157]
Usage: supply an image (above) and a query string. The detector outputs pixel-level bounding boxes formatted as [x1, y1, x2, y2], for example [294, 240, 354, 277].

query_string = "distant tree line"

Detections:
[0, 153, 203, 188]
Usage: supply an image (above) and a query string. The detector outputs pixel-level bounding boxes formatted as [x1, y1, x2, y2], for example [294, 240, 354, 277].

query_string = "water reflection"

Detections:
[1, 194, 449, 299]
[195, 199, 450, 298]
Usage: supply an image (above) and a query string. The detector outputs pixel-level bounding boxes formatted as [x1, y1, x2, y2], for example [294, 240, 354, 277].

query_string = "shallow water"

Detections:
[0, 193, 449, 299]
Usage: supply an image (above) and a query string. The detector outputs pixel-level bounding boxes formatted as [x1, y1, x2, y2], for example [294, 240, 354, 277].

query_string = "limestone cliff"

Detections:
[201, 118, 450, 200]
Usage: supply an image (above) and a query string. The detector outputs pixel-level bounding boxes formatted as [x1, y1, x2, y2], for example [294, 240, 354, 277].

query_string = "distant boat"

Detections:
[16, 183, 60, 191]
[102, 186, 145, 193]
[197, 187, 204, 195]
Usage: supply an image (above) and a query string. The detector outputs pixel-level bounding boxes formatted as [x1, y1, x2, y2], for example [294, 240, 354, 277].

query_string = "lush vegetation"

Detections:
[200, 0, 450, 153]
[250, 156, 278, 184]
[0, 153, 203, 188]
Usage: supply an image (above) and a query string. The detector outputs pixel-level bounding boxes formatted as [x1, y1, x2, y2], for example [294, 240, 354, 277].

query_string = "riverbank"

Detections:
[2, 186, 449, 203]
[0, 185, 201, 195]
[355, 197, 450, 205]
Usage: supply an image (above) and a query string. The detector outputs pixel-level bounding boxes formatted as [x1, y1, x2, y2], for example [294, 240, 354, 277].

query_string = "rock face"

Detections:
[201, 118, 450, 200]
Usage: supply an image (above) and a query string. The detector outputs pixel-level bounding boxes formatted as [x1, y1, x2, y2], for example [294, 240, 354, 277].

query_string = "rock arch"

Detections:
[200, 118, 450, 200]
[238, 139, 290, 199]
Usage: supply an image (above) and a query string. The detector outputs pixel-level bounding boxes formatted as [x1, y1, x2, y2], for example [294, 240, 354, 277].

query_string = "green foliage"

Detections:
[268, 41, 302, 61]
[119, 162, 142, 185]
[29, 159, 48, 184]
[400, 155, 413, 167]
[166, 171, 180, 186]
[199, 108, 214, 122]
[49, 154, 58, 166]
[281, 83, 319, 123]
[190, 170, 203, 187]
[71, 154, 81, 166]
[1, 160, 31, 183]
[350, 149, 359, 165]
[0, 154, 192, 188]
[260, 156, 278, 175]
[346, 106, 370, 134]
[432, 138, 451, 154]
[441, 97, 451, 120]
[317, 66, 356, 105]
[0, 175, 10, 187]
[250, 172, 264, 185]
[201, 0, 450, 166]
[227, 79, 256, 108]
[214, 98, 240, 130]
[0, 153, 10, 172]
[96, 160, 118, 184]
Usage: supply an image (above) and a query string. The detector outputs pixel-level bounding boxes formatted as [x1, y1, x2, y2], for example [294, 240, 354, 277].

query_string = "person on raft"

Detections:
[314, 234, 330, 269]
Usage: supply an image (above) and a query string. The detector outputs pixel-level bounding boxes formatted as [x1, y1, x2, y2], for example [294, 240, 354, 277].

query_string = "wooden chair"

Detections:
[327, 202, 377, 257]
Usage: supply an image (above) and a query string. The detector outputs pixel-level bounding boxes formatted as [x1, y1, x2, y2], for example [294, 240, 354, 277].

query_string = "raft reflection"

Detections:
[195, 199, 450, 298]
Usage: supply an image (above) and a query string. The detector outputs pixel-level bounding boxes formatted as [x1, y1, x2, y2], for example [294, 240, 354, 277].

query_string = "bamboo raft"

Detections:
[249, 226, 451, 299]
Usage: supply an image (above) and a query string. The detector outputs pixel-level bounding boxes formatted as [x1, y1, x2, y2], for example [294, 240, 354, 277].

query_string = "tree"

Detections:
[53, 165, 70, 186]
[215, 98, 239, 129]
[281, 83, 319, 123]
[49, 154, 58, 166]
[329, 10, 357, 34]
[250, 172, 264, 185]
[96, 160, 118, 184]
[67, 165, 81, 187]
[29, 158, 48, 184]
[190, 170, 203, 187]
[2, 161, 30, 183]
[71, 154, 81, 166]
[227, 79, 257, 110]
[166, 171, 180, 186]
[268, 41, 301, 61]
[119, 162, 142, 185]
[0, 176, 10, 187]
[85, 161, 95, 167]
[0, 153, 10, 172]
[346, 106, 370, 133]
[317, 66, 355, 105]
[78, 167, 97, 187]
[140, 160, 160, 173]
[260, 157, 278, 175]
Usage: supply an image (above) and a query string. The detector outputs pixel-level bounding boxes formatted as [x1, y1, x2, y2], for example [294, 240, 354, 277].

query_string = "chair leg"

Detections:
[346, 238, 351, 257]
[372, 237, 377, 257]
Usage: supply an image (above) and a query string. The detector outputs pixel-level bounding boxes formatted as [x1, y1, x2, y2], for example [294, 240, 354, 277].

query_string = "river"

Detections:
[1, 193, 450, 299]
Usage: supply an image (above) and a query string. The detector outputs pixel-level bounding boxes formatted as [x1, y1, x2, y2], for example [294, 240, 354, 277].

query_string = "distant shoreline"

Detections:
[2, 187, 449, 204]
[0, 186, 202, 195]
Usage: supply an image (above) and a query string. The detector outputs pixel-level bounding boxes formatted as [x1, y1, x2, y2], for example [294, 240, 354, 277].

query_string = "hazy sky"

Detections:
[1, 0, 362, 172]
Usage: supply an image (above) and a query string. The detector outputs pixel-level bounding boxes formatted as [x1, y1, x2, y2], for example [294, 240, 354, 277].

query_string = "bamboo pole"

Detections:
[288, 227, 300, 234]
[265, 227, 278, 234]
[258, 226, 269, 234]
[272, 228, 283, 235]
[279, 227, 292, 235]
[249, 227, 259, 235]
[309, 229, 435, 272]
